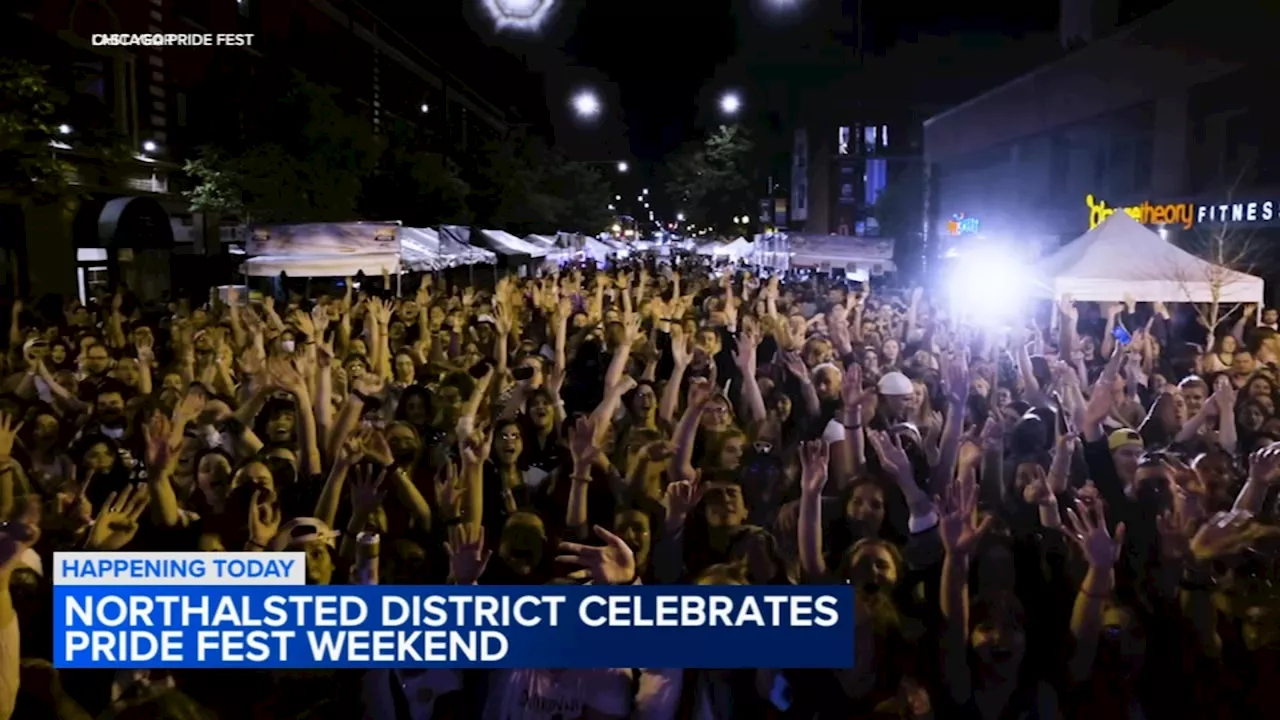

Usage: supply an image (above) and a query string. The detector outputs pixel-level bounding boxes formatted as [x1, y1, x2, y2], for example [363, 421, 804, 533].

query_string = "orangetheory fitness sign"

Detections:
[1086, 194, 1195, 230]
[1087, 194, 1280, 230]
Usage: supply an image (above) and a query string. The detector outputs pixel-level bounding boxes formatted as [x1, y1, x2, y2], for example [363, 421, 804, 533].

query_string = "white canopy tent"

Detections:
[242, 253, 400, 278]
[788, 235, 897, 274]
[582, 238, 615, 262]
[1031, 212, 1265, 304]
[477, 229, 548, 259]
[400, 227, 495, 271]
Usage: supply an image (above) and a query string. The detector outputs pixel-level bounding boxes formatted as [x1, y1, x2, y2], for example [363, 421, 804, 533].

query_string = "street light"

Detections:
[571, 90, 601, 119]
[643, 188, 649, 195]
[617, 161, 629, 173]
[420, 104, 429, 113]
[58, 124, 72, 135]
[142, 140, 158, 153]
[677, 212, 685, 222]
[719, 92, 742, 117]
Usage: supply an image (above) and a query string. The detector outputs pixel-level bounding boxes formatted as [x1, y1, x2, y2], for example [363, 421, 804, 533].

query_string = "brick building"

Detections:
[3, 0, 509, 301]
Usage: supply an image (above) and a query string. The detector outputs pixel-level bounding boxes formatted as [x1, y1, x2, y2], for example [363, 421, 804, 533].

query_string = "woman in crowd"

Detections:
[0, 261, 1278, 720]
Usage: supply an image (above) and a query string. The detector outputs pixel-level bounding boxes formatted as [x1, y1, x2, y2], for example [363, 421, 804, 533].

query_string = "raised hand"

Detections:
[1065, 498, 1125, 570]
[248, 488, 281, 548]
[433, 462, 464, 522]
[685, 376, 712, 410]
[1188, 510, 1280, 562]
[568, 415, 601, 473]
[942, 351, 970, 403]
[840, 362, 873, 415]
[290, 309, 316, 340]
[142, 411, 178, 472]
[350, 465, 387, 517]
[445, 524, 492, 585]
[86, 484, 150, 551]
[669, 326, 693, 367]
[557, 525, 636, 585]
[0, 496, 41, 572]
[937, 474, 992, 557]
[336, 427, 371, 467]
[1251, 443, 1280, 485]
[461, 426, 491, 469]
[867, 430, 912, 484]
[780, 351, 808, 379]
[799, 440, 829, 496]
[268, 356, 308, 396]
[663, 471, 705, 526]
[0, 413, 22, 461]
[731, 327, 759, 373]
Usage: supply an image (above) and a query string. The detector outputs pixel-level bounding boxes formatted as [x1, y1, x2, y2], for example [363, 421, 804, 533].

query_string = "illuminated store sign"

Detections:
[1086, 195, 1195, 230]
[1086, 194, 1280, 230]
[946, 213, 980, 236]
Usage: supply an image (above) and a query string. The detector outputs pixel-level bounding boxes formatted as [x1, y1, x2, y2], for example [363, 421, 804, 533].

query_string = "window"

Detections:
[838, 126, 850, 155]
[864, 126, 877, 153]
[797, 183, 806, 210]
[175, 91, 187, 127]
[865, 158, 887, 205]
[881, 125, 889, 147]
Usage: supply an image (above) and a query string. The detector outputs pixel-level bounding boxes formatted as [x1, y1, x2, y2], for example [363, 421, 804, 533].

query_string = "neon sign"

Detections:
[1086, 194, 1195, 230]
[946, 213, 980, 236]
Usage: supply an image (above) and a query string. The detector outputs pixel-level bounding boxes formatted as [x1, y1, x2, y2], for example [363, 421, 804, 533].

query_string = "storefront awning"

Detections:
[97, 196, 174, 248]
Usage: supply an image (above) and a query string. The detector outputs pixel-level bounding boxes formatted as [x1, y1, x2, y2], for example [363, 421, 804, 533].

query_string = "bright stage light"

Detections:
[481, 0, 557, 31]
[720, 92, 742, 116]
[572, 90, 601, 119]
[947, 245, 1028, 324]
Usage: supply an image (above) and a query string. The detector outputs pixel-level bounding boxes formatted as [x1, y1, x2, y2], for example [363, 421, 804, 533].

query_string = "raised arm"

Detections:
[797, 440, 830, 580]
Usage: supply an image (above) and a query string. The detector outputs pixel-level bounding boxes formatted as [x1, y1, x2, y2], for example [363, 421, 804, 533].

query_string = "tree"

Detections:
[466, 132, 562, 234]
[543, 158, 614, 234]
[1168, 168, 1262, 343]
[184, 72, 382, 224]
[1176, 218, 1260, 344]
[871, 163, 925, 275]
[663, 125, 756, 235]
[0, 58, 127, 205]
[361, 119, 472, 226]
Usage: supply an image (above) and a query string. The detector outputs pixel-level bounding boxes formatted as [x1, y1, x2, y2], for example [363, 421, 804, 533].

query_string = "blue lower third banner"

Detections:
[53, 585, 854, 669]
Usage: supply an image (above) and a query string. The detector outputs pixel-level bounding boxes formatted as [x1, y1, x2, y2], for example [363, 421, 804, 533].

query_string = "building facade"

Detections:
[923, 0, 1279, 279]
[3, 0, 509, 302]
[790, 116, 920, 235]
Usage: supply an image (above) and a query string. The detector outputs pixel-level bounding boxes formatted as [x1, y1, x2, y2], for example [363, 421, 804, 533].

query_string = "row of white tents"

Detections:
[239, 224, 627, 278]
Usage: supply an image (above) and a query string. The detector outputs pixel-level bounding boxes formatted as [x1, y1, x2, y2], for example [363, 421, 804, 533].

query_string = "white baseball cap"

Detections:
[878, 371, 913, 396]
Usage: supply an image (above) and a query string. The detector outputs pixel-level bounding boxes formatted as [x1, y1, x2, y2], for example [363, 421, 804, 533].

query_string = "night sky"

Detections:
[371, 0, 1172, 163]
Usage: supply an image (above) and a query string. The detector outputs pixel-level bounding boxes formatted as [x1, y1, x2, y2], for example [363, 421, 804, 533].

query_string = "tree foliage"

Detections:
[663, 124, 756, 235]
[186, 72, 613, 233]
[184, 72, 383, 224]
[361, 118, 471, 227]
[466, 133, 614, 235]
[0, 58, 129, 204]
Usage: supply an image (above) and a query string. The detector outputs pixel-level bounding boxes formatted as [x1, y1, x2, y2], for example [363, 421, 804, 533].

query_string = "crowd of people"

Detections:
[1, 256, 1279, 719]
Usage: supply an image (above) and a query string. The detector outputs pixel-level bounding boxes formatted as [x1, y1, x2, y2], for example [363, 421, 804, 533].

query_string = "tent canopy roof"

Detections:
[1031, 212, 1264, 304]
